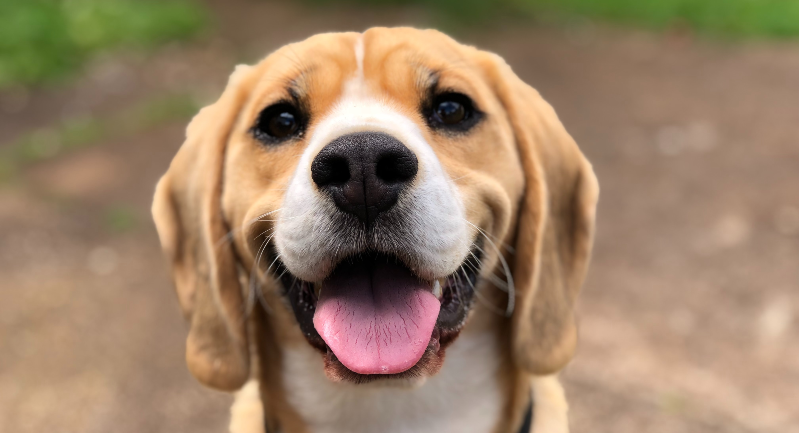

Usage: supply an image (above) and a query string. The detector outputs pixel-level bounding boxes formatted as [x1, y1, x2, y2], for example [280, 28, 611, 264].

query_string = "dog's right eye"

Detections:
[252, 103, 304, 144]
[426, 92, 481, 133]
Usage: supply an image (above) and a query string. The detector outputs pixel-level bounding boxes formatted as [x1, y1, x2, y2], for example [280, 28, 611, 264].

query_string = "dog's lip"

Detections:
[305, 252, 448, 288]
[276, 246, 479, 303]
[310, 272, 447, 299]
[310, 278, 444, 300]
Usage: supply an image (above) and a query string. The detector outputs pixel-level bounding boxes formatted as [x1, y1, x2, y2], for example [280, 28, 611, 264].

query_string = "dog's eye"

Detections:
[252, 103, 303, 144]
[266, 111, 298, 138]
[435, 100, 465, 124]
[428, 92, 478, 131]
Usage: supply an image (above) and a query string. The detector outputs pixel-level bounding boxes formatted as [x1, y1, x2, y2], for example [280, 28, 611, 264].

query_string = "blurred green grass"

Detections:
[0, 0, 206, 90]
[533, 0, 799, 37]
[2, 0, 797, 92]
[103, 204, 139, 232]
[316, 0, 799, 38]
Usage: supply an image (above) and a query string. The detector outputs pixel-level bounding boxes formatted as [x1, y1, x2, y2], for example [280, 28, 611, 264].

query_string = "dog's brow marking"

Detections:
[354, 35, 365, 80]
[343, 35, 368, 99]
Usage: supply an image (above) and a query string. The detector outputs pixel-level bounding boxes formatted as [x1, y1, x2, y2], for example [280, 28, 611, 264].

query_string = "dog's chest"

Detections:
[281, 332, 502, 433]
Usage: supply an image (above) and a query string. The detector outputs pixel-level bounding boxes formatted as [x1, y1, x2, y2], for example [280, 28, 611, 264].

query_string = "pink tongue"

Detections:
[313, 259, 440, 375]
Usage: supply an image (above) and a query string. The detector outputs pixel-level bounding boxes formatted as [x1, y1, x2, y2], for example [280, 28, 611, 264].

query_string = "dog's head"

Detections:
[152, 28, 598, 391]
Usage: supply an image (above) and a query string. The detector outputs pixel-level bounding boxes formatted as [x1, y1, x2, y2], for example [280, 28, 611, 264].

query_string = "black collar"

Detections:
[517, 397, 534, 433]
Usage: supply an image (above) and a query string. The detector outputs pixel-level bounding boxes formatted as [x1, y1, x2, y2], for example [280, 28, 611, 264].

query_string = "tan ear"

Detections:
[483, 54, 599, 375]
[152, 65, 254, 391]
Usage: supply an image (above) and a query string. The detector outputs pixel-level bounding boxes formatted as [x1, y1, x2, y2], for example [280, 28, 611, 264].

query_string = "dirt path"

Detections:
[1, 1, 797, 432]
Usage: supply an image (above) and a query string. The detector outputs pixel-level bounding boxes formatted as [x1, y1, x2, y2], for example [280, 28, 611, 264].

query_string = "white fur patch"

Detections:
[343, 36, 367, 99]
[282, 332, 502, 433]
[354, 36, 365, 80]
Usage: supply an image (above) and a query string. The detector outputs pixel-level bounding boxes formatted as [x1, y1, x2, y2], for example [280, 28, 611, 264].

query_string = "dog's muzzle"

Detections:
[270, 128, 476, 380]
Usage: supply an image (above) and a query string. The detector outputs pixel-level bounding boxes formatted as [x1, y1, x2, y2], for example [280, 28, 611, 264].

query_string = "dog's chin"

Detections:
[273, 246, 481, 385]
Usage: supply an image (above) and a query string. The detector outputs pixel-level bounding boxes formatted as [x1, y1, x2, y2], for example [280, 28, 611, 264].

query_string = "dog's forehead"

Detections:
[249, 29, 478, 106]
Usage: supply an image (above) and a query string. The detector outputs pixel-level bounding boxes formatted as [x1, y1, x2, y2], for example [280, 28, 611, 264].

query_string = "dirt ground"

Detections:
[1, 1, 797, 432]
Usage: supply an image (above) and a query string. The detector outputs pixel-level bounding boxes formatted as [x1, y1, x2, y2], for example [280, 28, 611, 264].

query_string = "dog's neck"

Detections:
[277, 330, 506, 433]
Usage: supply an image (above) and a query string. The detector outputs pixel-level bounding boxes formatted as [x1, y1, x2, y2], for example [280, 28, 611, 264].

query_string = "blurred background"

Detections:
[1, 0, 798, 432]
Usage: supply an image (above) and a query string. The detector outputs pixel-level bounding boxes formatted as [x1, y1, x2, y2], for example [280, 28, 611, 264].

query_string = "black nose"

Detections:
[311, 132, 418, 227]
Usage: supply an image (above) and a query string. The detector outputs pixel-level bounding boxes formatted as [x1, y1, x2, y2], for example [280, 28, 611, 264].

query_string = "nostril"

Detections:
[312, 155, 350, 187]
[375, 152, 418, 184]
[325, 157, 351, 185]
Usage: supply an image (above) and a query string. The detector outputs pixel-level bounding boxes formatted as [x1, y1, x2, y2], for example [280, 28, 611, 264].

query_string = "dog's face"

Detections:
[153, 28, 598, 391]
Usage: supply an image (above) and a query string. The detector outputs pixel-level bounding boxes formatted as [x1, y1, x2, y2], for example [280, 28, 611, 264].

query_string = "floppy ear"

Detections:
[484, 54, 599, 375]
[152, 65, 254, 391]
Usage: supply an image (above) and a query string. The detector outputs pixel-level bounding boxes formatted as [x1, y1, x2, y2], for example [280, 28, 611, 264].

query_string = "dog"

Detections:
[152, 27, 598, 433]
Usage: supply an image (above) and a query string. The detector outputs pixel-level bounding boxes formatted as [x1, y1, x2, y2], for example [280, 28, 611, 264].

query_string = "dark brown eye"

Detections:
[435, 100, 465, 124]
[252, 103, 303, 144]
[267, 111, 297, 137]
[428, 92, 479, 131]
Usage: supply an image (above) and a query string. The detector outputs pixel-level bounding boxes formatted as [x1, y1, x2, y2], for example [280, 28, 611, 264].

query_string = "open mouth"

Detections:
[275, 247, 480, 382]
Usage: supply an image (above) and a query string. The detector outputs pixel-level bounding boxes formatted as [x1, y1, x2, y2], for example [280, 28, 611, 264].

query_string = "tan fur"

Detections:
[531, 376, 570, 433]
[230, 380, 265, 433]
[152, 27, 597, 433]
[479, 52, 599, 375]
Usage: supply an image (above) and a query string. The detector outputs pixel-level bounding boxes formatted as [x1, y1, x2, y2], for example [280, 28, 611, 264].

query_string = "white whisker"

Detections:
[217, 209, 282, 250]
[463, 219, 515, 317]
[255, 227, 276, 239]
[248, 232, 277, 315]
[484, 273, 510, 292]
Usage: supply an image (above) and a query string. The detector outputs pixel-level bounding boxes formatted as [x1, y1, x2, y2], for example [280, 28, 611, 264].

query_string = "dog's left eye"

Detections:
[428, 92, 479, 131]
[252, 103, 303, 144]
[436, 100, 465, 124]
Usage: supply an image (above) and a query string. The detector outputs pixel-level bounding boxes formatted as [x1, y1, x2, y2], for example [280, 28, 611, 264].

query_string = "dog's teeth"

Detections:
[432, 280, 443, 299]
